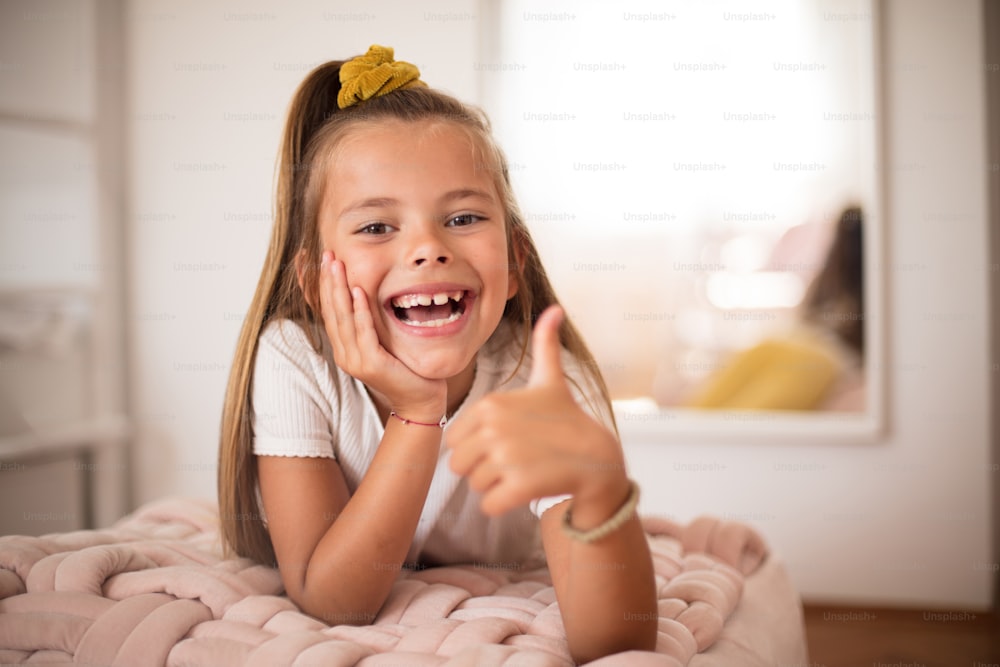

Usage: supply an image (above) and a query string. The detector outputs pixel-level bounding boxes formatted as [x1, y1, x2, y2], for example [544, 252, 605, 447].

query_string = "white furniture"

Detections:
[0, 1, 128, 534]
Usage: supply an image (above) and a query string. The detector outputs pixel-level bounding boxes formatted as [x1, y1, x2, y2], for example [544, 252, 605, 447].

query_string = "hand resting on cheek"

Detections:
[319, 250, 447, 423]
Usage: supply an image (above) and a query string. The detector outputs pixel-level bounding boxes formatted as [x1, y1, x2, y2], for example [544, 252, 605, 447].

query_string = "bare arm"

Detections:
[540, 487, 657, 664]
[258, 417, 441, 624]
[260, 252, 448, 623]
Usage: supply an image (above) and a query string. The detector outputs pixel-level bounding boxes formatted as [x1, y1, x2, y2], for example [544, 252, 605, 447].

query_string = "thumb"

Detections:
[528, 305, 566, 388]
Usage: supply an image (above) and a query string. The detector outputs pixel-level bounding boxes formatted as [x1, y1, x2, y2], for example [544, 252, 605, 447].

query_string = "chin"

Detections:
[397, 348, 474, 381]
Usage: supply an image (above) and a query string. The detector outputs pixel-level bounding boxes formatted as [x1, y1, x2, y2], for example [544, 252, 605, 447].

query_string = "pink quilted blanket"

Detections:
[0, 498, 769, 666]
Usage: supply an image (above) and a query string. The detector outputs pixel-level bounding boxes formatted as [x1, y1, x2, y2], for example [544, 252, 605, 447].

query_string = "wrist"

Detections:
[391, 393, 446, 414]
[570, 430, 629, 524]
[569, 472, 632, 531]
[370, 385, 446, 425]
[563, 478, 640, 543]
[387, 399, 448, 427]
[389, 410, 448, 428]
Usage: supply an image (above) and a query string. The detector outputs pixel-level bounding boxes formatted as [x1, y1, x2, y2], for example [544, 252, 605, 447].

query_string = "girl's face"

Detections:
[318, 119, 518, 382]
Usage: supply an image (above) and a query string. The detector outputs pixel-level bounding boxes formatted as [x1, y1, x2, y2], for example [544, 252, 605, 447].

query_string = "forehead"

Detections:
[329, 119, 495, 184]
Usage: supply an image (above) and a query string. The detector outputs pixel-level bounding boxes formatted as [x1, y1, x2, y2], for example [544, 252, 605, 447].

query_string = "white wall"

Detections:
[126, 0, 994, 607]
[125, 0, 480, 502]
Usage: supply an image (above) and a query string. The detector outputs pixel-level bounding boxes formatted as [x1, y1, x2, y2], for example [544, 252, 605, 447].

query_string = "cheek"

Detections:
[476, 231, 514, 286]
[317, 213, 338, 252]
[339, 254, 383, 297]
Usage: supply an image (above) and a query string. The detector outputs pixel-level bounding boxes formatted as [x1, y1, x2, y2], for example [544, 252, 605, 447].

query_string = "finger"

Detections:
[442, 399, 477, 451]
[318, 253, 344, 354]
[350, 286, 382, 357]
[329, 259, 360, 357]
[328, 259, 354, 323]
[446, 430, 484, 476]
[320, 256, 361, 367]
[465, 457, 504, 494]
[479, 479, 524, 517]
[527, 305, 566, 388]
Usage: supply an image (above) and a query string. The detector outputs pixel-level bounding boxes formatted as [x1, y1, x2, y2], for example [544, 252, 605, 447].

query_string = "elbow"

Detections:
[317, 608, 379, 627]
[291, 589, 380, 627]
[279, 558, 391, 627]
[569, 619, 658, 665]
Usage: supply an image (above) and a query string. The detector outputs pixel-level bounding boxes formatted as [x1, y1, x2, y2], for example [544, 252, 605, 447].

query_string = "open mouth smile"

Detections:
[388, 289, 471, 328]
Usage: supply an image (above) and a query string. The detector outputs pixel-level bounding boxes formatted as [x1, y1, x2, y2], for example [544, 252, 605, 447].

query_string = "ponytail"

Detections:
[217, 60, 350, 564]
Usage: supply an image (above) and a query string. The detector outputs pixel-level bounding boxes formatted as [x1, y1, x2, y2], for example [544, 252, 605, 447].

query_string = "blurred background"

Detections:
[483, 0, 877, 414]
[0, 0, 995, 619]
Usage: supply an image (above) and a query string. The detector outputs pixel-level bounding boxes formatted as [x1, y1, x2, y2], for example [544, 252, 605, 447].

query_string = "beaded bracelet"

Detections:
[561, 479, 640, 543]
[389, 410, 448, 428]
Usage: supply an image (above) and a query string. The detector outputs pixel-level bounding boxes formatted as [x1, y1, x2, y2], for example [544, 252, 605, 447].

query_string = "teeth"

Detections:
[391, 291, 464, 309]
[404, 310, 463, 328]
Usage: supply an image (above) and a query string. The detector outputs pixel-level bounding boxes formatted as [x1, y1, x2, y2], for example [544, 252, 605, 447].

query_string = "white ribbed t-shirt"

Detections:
[251, 318, 614, 566]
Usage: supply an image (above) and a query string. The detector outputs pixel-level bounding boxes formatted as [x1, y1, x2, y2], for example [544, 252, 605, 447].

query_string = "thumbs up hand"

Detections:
[446, 305, 628, 517]
[524, 303, 572, 390]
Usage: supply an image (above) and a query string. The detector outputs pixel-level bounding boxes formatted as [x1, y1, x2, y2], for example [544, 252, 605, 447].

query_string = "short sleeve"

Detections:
[252, 320, 336, 458]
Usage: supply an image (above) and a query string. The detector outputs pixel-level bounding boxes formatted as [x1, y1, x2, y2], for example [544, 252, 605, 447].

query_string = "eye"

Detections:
[446, 214, 484, 228]
[358, 222, 391, 235]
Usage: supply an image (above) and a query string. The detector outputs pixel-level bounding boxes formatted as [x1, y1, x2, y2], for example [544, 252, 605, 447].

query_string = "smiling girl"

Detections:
[218, 46, 657, 663]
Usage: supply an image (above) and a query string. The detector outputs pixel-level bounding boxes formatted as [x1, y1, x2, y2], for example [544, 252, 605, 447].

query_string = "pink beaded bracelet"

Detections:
[389, 410, 448, 428]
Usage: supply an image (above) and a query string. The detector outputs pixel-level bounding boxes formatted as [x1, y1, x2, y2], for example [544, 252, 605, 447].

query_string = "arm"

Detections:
[258, 417, 441, 624]
[260, 252, 447, 624]
[446, 306, 658, 663]
[540, 483, 658, 663]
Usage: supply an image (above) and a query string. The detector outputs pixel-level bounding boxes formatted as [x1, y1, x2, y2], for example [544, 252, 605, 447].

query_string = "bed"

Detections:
[0, 497, 808, 666]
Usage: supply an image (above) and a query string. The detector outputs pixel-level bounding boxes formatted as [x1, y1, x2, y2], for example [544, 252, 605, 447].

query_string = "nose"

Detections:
[406, 224, 452, 267]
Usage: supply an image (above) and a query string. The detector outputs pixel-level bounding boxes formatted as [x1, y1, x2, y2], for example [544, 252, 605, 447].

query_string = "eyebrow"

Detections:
[339, 188, 496, 217]
[340, 197, 398, 216]
[440, 188, 496, 205]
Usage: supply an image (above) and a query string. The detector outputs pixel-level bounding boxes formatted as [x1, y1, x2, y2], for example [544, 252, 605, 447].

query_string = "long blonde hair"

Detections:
[218, 59, 616, 564]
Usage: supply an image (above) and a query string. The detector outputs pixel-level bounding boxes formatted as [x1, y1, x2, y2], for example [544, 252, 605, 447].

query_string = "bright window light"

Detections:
[706, 271, 806, 310]
[480, 0, 875, 404]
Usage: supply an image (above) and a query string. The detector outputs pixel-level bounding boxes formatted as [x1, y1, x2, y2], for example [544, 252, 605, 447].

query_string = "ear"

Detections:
[294, 248, 319, 312]
[506, 228, 527, 301]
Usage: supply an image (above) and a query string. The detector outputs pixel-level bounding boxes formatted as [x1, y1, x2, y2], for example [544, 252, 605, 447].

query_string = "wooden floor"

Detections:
[803, 605, 1000, 666]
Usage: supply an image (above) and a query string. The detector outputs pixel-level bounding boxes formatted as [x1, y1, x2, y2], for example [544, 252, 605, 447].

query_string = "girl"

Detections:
[218, 45, 657, 663]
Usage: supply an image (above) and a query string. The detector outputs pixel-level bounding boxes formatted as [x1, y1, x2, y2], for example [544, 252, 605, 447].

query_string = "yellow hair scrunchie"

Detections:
[337, 44, 427, 109]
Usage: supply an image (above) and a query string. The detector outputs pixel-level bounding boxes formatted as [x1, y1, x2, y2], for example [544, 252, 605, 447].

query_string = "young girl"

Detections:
[218, 45, 657, 663]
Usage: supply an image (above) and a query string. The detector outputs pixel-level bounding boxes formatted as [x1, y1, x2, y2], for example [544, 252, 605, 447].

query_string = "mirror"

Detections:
[478, 0, 883, 440]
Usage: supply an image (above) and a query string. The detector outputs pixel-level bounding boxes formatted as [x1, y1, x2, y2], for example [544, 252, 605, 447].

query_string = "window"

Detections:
[480, 0, 877, 413]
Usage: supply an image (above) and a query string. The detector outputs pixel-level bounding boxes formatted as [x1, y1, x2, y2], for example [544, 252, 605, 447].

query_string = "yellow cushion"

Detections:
[685, 337, 841, 411]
